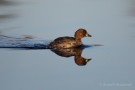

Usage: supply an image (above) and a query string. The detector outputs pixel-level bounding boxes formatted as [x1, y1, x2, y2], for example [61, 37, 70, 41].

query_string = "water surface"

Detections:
[0, 0, 135, 90]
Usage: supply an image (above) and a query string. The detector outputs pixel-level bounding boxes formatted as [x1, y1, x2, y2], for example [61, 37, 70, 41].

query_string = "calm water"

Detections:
[0, 0, 135, 90]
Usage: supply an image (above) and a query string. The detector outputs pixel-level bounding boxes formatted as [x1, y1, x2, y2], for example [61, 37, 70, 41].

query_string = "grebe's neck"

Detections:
[75, 38, 82, 45]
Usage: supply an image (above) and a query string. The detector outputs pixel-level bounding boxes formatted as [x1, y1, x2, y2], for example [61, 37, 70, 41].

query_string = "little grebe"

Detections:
[49, 28, 92, 49]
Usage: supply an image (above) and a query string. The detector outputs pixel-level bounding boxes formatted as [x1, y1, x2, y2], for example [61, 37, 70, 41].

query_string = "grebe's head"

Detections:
[74, 28, 92, 39]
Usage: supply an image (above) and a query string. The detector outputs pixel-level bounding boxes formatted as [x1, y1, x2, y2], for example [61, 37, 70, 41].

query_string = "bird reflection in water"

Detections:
[51, 48, 92, 66]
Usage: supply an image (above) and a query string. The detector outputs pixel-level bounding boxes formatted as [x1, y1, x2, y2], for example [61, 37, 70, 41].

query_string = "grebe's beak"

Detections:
[85, 58, 92, 62]
[85, 33, 92, 37]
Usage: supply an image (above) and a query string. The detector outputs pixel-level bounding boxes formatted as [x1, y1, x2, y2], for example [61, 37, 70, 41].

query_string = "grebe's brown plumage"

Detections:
[49, 28, 92, 49]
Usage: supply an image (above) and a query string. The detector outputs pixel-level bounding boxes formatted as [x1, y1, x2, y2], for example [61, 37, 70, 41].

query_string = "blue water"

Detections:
[0, 0, 135, 90]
